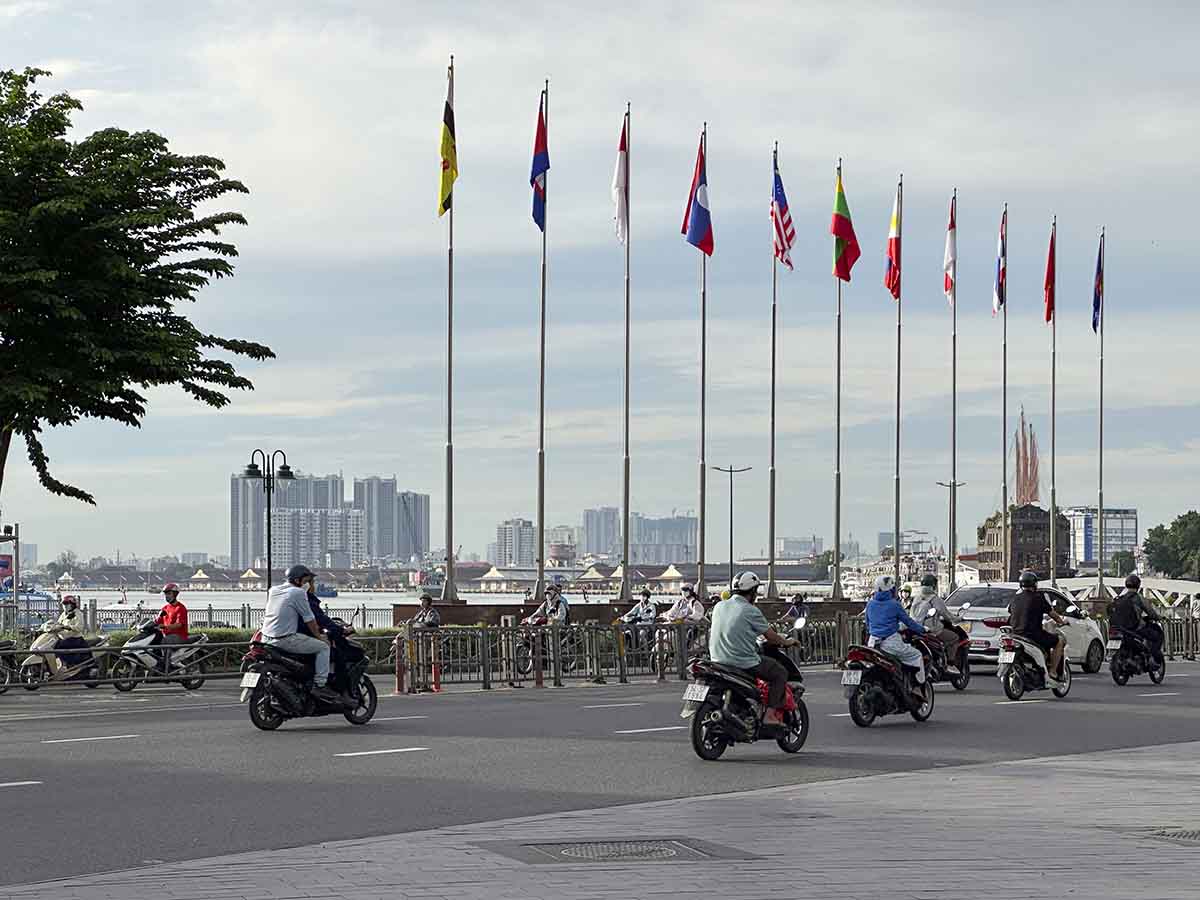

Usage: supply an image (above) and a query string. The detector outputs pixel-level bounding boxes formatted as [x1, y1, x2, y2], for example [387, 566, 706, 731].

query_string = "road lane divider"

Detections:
[994, 700, 1047, 705]
[828, 713, 851, 717]
[584, 702, 645, 709]
[0, 781, 42, 789]
[41, 734, 140, 744]
[614, 726, 687, 734]
[1138, 692, 1180, 697]
[372, 716, 430, 722]
[334, 747, 430, 758]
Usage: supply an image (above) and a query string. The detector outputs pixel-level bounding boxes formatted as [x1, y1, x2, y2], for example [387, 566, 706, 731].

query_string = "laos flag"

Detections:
[530, 92, 549, 231]
[681, 131, 713, 256]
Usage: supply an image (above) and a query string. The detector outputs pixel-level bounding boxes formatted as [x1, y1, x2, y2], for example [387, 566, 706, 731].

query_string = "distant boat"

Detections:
[315, 583, 338, 599]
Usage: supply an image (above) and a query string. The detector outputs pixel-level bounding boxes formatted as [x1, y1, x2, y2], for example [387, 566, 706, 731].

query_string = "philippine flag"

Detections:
[530, 92, 549, 231]
[681, 131, 713, 256]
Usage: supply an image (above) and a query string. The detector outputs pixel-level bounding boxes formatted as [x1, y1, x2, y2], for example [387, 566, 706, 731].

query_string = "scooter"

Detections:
[0, 638, 19, 694]
[681, 619, 810, 761]
[19, 623, 108, 689]
[1108, 622, 1166, 685]
[110, 619, 209, 692]
[988, 616, 1071, 701]
[841, 632, 936, 727]
[515, 614, 579, 675]
[916, 609, 972, 691]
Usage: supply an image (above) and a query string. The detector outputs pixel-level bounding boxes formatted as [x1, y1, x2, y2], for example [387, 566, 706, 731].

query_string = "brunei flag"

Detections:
[438, 62, 458, 217]
[830, 169, 860, 281]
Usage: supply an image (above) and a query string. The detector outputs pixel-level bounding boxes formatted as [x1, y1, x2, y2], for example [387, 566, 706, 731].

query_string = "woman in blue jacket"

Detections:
[865, 574, 928, 690]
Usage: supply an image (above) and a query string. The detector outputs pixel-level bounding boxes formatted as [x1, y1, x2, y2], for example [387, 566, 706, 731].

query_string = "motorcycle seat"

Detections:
[84, 637, 105, 647]
[260, 644, 315, 665]
[183, 635, 204, 644]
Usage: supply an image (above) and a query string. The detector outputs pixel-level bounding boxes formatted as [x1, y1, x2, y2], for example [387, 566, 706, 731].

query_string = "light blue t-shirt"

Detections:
[262, 584, 315, 639]
[708, 595, 770, 669]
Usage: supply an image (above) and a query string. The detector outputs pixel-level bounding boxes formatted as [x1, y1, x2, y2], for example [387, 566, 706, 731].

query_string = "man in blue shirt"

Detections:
[865, 574, 928, 697]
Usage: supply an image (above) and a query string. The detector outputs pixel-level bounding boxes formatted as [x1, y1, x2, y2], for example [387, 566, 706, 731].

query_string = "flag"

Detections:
[1044, 222, 1056, 323]
[770, 150, 795, 271]
[681, 132, 713, 256]
[438, 64, 457, 217]
[993, 207, 1007, 315]
[943, 194, 957, 304]
[1092, 231, 1104, 333]
[883, 183, 901, 300]
[612, 115, 628, 244]
[529, 92, 549, 231]
[830, 171, 860, 280]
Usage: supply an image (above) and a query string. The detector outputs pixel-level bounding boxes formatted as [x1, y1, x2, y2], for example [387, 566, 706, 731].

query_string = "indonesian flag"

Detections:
[943, 193, 956, 305]
[612, 114, 629, 244]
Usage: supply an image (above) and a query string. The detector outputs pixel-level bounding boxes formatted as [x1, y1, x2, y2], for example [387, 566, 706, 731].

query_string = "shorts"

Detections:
[1021, 630, 1059, 654]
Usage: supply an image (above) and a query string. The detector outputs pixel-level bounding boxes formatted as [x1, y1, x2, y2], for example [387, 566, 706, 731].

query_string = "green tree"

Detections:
[0, 68, 272, 504]
[1143, 511, 1200, 579]
[1109, 550, 1135, 578]
[813, 549, 845, 583]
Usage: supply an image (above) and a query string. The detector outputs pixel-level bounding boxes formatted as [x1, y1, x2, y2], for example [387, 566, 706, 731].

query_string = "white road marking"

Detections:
[584, 702, 644, 709]
[1138, 692, 1179, 697]
[41, 734, 139, 744]
[372, 716, 429, 722]
[994, 700, 1047, 705]
[0, 781, 42, 789]
[828, 713, 852, 717]
[0, 703, 243, 724]
[1166, 674, 1191, 678]
[614, 725, 688, 734]
[334, 747, 430, 758]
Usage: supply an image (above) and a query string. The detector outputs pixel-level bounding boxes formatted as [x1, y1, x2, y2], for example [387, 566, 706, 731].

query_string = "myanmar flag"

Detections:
[831, 171, 860, 281]
[438, 63, 458, 217]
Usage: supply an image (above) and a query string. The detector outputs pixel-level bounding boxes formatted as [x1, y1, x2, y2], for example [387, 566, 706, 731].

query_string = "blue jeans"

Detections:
[266, 632, 330, 683]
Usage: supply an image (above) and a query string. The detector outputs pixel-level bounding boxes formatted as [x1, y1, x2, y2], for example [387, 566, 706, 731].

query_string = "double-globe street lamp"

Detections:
[713, 465, 752, 589]
[243, 450, 295, 590]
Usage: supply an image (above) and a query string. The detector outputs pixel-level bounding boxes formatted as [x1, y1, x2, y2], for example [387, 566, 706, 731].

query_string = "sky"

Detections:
[2, 1, 1198, 565]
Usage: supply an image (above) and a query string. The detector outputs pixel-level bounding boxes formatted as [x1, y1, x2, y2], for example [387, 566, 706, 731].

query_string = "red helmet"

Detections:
[162, 583, 181, 596]
[62, 595, 78, 607]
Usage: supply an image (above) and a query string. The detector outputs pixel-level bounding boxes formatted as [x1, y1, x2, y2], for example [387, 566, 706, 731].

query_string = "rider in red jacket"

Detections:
[156, 584, 189, 671]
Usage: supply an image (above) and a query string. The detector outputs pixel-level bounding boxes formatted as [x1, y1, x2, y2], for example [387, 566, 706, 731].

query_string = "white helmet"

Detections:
[730, 571, 761, 596]
[874, 574, 896, 593]
[680, 583, 696, 597]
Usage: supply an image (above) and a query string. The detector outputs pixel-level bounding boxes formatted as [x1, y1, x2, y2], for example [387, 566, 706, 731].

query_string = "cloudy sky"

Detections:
[2, 1, 1198, 565]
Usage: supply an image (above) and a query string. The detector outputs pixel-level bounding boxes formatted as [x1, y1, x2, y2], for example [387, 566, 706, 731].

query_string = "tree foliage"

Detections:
[1143, 511, 1200, 579]
[0, 68, 273, 504]
[1109, 550, 1135, 578]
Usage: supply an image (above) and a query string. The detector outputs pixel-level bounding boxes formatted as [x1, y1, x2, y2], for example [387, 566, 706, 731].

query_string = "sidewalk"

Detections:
[8, 740, 1200, 900]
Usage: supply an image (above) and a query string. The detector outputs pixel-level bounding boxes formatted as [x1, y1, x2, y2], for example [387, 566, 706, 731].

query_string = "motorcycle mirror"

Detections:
[792, 616, 807, 630]
[1066, 605, 1080, 614]
[959, 602, 971, 611]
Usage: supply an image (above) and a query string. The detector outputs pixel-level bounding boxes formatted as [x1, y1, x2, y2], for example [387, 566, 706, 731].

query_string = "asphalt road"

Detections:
[1, 664, 1197, 886]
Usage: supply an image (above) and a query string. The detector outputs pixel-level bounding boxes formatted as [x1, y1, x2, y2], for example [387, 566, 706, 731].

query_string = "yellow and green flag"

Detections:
[830, 170, 860, 281]
[438, 62, 457, 216]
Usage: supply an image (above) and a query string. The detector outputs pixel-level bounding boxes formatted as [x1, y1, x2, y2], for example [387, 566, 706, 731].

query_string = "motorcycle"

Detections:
[915, 609, 971, 691]
[1108, 622, 1166, 686]
[239, 623, 377, 731]
[841, 633, 936, 727]
[515, 614, 579, 676]
[681, 619, 810, 761]
[19, 623, 108, 689]
[988, 616, 1072, 701]
[110, 620, 209, 692]
[0, 638, 19, 694]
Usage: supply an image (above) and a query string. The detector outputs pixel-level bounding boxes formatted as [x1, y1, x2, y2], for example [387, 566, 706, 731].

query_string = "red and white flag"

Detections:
[611, 115, 629, 244]
[943, 193, 957, 305]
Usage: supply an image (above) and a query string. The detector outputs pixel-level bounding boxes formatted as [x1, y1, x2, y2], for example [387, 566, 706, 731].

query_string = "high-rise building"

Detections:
[230, 475, 267, 570]
[775, 536, 823, 558]
[397, 491, 431, 562]
[496, 518, 537, 567]
[181, 552, 209, 567]
[629, 514, 698, 565]
[582, 507, 620, 556]
[354, 477, 398, 561]
[977, 504, 1070, 582]
[276, 473, 344, 511]
[19, 544, 37, 569]
[271, 508, 367, 569]
[1063, 506, 1138, 572]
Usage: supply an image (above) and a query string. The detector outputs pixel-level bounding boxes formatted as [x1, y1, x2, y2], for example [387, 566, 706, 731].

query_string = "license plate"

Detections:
[998, 651, 1016, 664]
[970, 640, 988, 650]
[841, 669, 862, 686]
[240, 671, 260, 688]
[1107, 639, 1122, 650]
[682, 682, 709, 702]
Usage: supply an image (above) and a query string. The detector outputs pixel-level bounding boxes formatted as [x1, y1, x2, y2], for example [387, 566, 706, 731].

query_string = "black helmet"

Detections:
[285, 564, 314, 585]
[1125, 573, 1141, 591]
[921, 574, 937, 589]
[1018, 570, 1038, 589]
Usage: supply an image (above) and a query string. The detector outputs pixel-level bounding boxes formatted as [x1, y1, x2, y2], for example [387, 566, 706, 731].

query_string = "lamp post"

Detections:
[0, 523, 18, 633]
[243, 450, 295, 590]
[936, 479, 966, 591]
[713, 465, 751, 587]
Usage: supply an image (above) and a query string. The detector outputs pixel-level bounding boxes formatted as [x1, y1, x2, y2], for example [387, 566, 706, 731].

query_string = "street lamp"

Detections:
[243, 450, 295, 590]
[937, 479, 967, 590]
[712, 465, 752, 587]
[0, 523, 18, 633]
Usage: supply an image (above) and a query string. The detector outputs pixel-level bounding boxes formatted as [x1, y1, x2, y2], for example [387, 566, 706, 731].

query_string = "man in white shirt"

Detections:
[262, 565, 340, 703]
[663, 584, 705, 623]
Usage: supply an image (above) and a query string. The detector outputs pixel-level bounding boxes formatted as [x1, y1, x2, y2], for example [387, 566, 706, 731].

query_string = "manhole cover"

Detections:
[474, 836, 757, 865]
[1152, 828, 1200, 844]
[557, 841, 682, 861]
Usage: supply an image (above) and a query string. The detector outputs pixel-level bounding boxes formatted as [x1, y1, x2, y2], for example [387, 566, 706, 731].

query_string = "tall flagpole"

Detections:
[832, 158, 844, 601]
[950, 188, 958, 590]
[1050, 216, 1058, 587]
[441, 55, 458, 603]
[535, 81, 548, 603]
[619, 103, 632, 604]
[1001, 204, 1009, 581]
[893, 175, 903, 584]
[1097, 227, 1106, 598]
[767, 142, 779, 600]
[697, 124, 708, 599]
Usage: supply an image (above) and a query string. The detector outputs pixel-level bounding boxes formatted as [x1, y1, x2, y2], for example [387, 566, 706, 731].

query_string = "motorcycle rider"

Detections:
[708, 571, 799, 726]
[155, 583, 189, 673]
[49, 595, 87, 673]
[261, 564, 341, 703]
[305, 582, 358, 691]
[865, 574, 929, 702]
[621, 588, 657, 647]
[531, 583, 569, 625]
[1009, 570, 1068, 681]
[411, 594, 441, 628]
[909, 575, 959, 643]
[662, 583, 706, 649]
[1107, 573, 1163, 665]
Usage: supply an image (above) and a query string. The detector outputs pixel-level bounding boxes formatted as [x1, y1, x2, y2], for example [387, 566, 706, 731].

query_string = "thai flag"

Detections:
[681, 132, 713, 256]
[530, 92, 549, 231]
[993, 207, 1007, 316]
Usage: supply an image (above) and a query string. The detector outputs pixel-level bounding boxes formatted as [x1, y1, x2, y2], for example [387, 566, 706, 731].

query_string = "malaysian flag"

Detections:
[770, 149, 795, 270]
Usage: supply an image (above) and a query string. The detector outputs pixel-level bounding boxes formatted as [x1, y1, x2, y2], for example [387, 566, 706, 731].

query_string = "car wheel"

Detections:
[1083, 640, 1104, 674]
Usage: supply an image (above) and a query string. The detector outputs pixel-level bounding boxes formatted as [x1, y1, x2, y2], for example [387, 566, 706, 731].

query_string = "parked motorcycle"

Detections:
[0, 638, 19, 694]
[19, 623, 108, 689]
[110, 620, 208, 692]
[239, 627, 376, 731]
[681, 620, 810, 760]
[841, 633, 936, 726]
[1108, 623, 1166, 685]
[988, 616, 1072, 701]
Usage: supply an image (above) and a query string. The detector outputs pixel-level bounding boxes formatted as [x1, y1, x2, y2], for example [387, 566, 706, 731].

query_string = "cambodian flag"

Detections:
[681, 131, 713, 256]
[530, 92, 549, 231]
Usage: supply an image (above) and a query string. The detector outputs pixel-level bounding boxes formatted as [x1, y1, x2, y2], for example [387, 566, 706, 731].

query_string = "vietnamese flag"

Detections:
[1044, 219, 1056, 323]
[831, 168, 860, 281]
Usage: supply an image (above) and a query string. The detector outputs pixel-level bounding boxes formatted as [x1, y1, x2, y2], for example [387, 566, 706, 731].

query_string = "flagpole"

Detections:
[767, 142, 779, 601]
[535, 81, 548, 604]
[1001, 204, 1009, 581]
[1050, 216, 1058, 588]
[893, 175, 903, 585]
[697, 124, 708, 599]
[620, 103, 632, 604]
[441, 54, 458, 603]
[832, 158, 844, 601]
[1097, 227, 1105, 598]
[950, 188, 958, 591]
